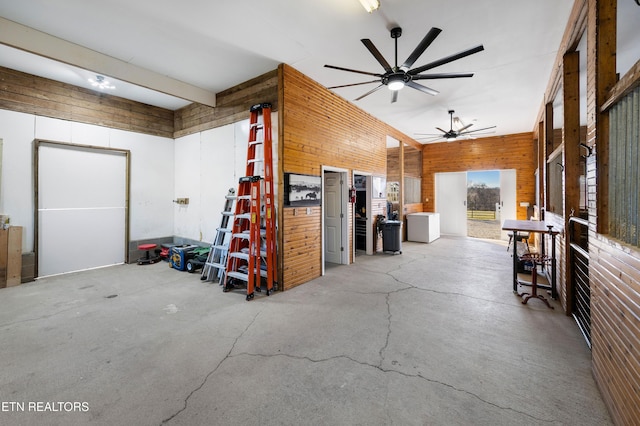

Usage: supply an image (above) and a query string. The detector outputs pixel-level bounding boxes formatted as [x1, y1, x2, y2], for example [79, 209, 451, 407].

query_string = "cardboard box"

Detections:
[0, 226, 22, 288]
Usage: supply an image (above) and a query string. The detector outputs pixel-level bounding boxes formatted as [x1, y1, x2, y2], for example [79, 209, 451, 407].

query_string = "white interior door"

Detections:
[365, 175, 373, 255]
[38, 143, 127, 277]
[435, 172, 468, 236]
[499, 169, 517, 240]
[324, 171, 342, 264]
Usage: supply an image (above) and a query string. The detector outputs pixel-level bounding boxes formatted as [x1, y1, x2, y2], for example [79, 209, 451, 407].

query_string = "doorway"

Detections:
[353, 172, 374, 256]
[436, 170, 516, 240]
[322, 168, 348, 273]
[467, 170, 501, 240]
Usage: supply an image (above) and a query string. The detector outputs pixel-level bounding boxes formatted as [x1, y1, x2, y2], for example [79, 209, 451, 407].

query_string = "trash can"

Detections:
[382, 220, 402, 254]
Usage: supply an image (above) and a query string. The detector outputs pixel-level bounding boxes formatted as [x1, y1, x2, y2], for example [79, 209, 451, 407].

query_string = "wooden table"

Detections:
[501, 220, 559, 299]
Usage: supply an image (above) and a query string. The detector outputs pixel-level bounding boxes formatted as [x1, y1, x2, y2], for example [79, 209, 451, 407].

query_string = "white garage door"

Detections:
[37, 142, 128, 277]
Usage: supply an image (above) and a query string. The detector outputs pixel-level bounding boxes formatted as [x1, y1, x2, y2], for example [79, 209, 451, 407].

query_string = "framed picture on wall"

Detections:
[284, 173, 322, 206]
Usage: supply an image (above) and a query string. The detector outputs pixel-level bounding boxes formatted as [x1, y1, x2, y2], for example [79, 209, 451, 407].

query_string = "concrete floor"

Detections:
[0, 236, 611, 426]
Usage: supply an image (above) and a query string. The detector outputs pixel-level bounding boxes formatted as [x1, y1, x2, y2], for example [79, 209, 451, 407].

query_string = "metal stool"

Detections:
[518, 253, 553, 309]
[137, 243, 160, 265]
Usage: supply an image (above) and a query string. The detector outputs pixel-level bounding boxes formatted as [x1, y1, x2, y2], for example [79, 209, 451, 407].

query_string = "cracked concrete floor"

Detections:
[0, 236, 611, 425]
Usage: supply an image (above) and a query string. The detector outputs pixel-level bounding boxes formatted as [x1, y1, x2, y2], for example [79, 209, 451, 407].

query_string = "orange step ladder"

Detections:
[224, 103, 277, 300]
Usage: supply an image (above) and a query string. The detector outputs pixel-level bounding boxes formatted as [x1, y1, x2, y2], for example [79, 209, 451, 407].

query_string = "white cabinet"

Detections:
[407, 213, 440, 243]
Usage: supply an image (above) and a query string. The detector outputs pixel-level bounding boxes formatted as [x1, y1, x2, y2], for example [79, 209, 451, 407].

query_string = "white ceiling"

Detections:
[0, 1, 638, 143]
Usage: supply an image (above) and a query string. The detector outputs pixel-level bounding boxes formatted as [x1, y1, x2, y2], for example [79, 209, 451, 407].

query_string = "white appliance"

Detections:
[407, 213, 440, 243]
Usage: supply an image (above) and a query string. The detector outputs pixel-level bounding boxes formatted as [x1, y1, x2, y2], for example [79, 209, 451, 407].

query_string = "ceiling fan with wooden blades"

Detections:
[324, 26, 484, 103]
[415, 110, 496, 142]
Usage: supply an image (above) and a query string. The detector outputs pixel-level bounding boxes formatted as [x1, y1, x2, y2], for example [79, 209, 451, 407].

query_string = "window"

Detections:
[608, 86, 640, 247]
[404, 177, 421, 204]
[547, 149, 564, 215]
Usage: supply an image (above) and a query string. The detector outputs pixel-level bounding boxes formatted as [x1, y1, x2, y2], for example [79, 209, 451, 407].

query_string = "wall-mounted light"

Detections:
[359, 0, 380, 13]
[88, 75, 115, 90]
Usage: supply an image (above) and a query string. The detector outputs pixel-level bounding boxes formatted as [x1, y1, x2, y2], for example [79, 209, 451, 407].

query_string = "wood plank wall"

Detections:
[0, 66, 278, 141]
[387, 147, 421, 181]
[589, 5, 640, 425]
[0, 66, 174, 138]
[387, 146, 424, 239]
[587, 1, 640, 424]
[590, 234, 640, 426]
[279, 64, 415, 290]
[421, 133, 536, 220]
[533, 0, 640, 423]
[174, 70, 278, 138]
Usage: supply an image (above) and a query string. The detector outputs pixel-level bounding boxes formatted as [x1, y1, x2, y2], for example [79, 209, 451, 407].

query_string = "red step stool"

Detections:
[138, 243, 160, 265]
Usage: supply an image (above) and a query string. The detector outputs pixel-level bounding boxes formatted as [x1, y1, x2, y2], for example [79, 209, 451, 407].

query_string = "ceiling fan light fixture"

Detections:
[388, 81, 405, 91]
[387, 74, 405, 91]
[358, 0, 380, 13]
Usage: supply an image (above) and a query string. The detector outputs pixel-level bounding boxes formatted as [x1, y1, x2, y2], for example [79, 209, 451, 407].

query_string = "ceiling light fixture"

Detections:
[359, 0, 380, 13]
[386, 74, 405, 91]
[88, 75, 115, 90]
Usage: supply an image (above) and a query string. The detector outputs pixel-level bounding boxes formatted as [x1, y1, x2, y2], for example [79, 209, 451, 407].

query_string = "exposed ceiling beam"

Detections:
[0, 17, 216, 107]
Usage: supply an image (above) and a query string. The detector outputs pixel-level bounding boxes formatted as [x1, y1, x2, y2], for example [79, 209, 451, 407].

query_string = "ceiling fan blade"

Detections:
[406, 81, 439, 96]
[391, 90, 399, 103]
[408, 45, 485, 75]
[468, 132, 495, 137]
[457, 123, 474, 132]
[435, 127, 448, 133]
[412, 72, 474, 80]
[354, 84, 385, 101]
[415, 135, 446, 142]
[324, 64, 382, 77]
[361, 39, 393, 73]
[400, 27, 442, 70]
[459, 125, 497, 135]
[327, 80, 381, 89]
[414, 133, 444, 136]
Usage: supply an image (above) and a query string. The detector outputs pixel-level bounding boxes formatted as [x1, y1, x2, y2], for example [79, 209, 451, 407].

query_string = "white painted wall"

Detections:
[0, 108, 278, 254]
[174, 132, 203, 241]
[0, 110, 34, 249]
[0, 109, 174, 252]
[110, 128, 175, 241]
[198, 124, 238, 242]
[173, 112, 278, 244]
